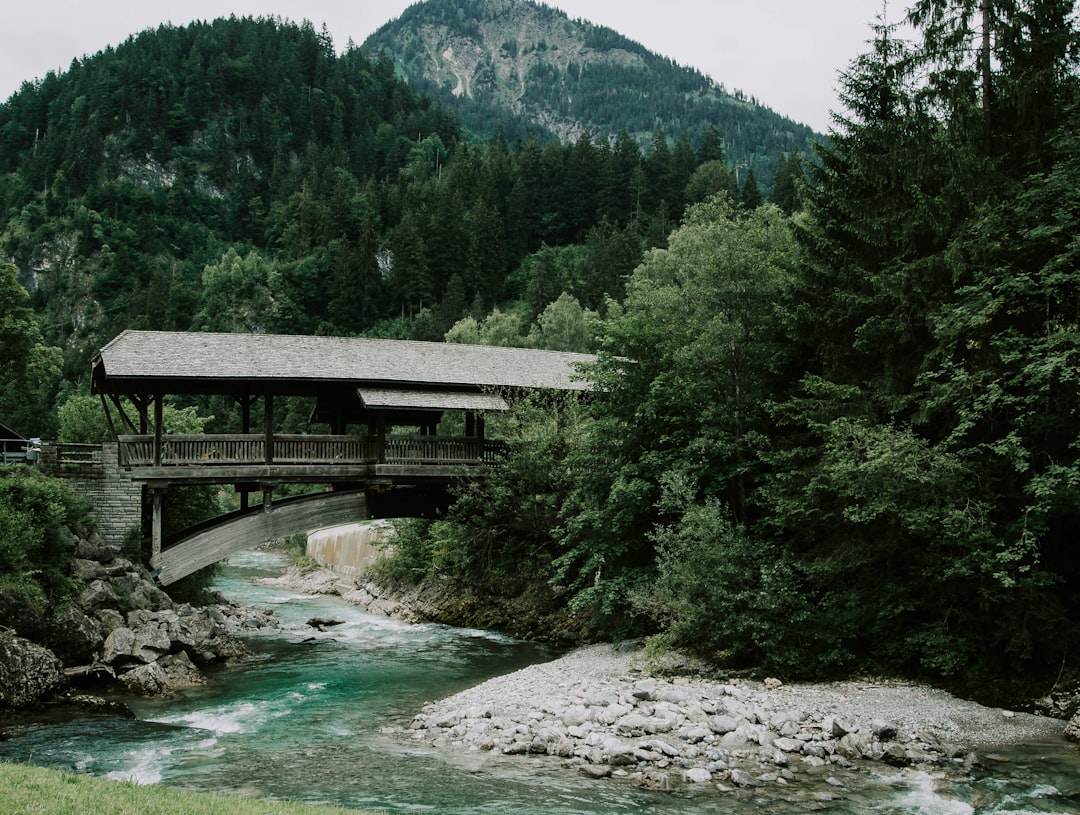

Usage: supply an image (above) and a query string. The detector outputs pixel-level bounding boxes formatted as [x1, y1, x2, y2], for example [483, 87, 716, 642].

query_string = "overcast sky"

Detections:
[1, 0, 894, 133]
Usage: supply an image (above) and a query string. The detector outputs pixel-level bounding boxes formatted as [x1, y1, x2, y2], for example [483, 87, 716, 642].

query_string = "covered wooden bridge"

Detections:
[91, 330, 592, 583]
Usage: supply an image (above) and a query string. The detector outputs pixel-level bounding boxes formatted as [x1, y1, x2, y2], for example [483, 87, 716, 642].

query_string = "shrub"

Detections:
[0, 468, 90, 609]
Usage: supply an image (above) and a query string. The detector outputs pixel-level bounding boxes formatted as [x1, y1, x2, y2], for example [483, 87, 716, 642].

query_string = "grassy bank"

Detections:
[0, 761, 381, 815]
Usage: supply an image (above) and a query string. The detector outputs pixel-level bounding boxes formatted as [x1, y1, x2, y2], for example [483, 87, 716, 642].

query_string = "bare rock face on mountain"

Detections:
[363, 0, 815, 168]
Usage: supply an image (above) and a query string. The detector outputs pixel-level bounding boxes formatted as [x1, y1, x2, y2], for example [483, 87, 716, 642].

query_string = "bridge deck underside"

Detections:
[152, 490, 371, 585]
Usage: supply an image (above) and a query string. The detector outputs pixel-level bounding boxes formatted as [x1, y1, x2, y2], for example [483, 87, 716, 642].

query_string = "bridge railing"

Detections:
[383, 435, 501, 465]
[118, 434, 373, 466]
[118, 434, 504, 467]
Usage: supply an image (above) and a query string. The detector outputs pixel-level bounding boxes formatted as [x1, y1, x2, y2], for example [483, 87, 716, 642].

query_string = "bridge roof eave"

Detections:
[91, 330, 594, 398]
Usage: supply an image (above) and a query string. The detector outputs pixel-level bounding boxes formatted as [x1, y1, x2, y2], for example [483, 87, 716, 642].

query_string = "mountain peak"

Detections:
[366, 0, 815, 161]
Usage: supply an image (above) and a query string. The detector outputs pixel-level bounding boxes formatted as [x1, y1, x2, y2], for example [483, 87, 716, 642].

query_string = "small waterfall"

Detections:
[305, 521, 394, 579]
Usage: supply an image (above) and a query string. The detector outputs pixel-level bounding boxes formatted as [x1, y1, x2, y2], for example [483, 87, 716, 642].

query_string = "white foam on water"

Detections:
[880, 771, 975, 815]
[106, 745, 172, 785]
[153, 699, 277, 735]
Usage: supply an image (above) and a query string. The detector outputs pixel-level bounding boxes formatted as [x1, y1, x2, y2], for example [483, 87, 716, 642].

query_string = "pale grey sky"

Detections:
[1, 1, 894, 133]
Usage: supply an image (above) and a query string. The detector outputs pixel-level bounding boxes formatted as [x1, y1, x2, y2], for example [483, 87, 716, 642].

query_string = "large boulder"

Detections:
[0, 633, 67, 708]
[74, 533, 122, 563]
[41, 603, 104, 667]
[0, 590, 104, 668]
[77, 579, 122, 613]
[119, 651, 205, 696]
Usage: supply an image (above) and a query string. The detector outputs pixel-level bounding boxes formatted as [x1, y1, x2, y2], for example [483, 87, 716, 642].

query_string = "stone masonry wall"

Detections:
[39, 441, 143, 557]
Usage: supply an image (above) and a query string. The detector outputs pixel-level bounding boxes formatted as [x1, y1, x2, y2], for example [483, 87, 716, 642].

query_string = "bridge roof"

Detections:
[92, 330, 593, 396]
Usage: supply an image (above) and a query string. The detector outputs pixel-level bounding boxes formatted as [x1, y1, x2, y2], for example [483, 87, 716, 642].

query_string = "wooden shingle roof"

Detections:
[358, 388, 509, 412]
[92, 330, 592, 396]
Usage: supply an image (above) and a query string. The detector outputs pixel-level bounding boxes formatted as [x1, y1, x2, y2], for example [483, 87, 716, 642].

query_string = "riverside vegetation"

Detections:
[1, 0, 1080, 739]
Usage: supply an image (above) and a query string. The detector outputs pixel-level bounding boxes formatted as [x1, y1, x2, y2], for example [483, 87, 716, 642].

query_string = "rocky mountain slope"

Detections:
[365, 0, 816, 182]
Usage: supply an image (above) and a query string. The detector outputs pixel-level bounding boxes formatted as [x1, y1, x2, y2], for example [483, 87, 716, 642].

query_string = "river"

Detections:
[2, 549, 1079, 814]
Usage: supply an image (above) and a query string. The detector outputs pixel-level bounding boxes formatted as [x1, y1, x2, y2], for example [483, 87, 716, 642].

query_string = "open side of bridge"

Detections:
[152, 484, 455, 585]
[87, 330, 593, 581]
[153, 490, 370, 585]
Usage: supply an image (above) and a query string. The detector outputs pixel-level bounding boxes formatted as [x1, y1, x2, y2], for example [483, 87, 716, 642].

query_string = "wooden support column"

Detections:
[374, 415, 386, 464]
[238, 394, 253, 511]
[150, 487, 166, 562]
[465, 411, 476, 437]
[240, 394, 252, 434]
[264, 394, 274, 465]
[133, 394, 150, 435]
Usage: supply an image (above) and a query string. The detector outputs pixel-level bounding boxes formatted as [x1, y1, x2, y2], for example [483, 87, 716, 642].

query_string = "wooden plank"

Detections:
[153, 490, 370, 585]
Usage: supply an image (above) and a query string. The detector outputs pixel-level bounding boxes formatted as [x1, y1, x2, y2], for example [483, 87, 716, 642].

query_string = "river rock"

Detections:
[71, 558, 108, 581]
[77, 579, 122, 612]
[0, 633, 67, 708]
[74, 534, 121, 563]
[120, 651, 205, 695]
[579, 764, 612, 779]
[102, 626, 137, 664]
[729, 768, 762, 787]
[872, 720, 899, 740]
[1066, 712, 1080, 743]
[881, 743, 912, 767]
[42, 603, 103, 666]
[837, 731, 871, 759]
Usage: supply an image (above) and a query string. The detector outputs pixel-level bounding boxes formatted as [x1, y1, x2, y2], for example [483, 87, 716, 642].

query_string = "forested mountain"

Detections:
[0, 13, 776, 437]
[363, 0, 816, 187]
[2, 1, 1079, 698]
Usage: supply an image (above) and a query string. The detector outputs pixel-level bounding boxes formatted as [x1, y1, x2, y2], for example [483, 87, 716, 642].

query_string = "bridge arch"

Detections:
[153, 484, 453, 585]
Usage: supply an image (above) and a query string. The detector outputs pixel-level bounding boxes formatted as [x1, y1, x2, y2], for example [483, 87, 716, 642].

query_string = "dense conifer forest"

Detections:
[2, 2, 1079, 700]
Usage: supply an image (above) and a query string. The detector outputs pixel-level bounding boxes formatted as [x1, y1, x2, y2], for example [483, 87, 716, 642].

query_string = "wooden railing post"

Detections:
[153, 394, 164, 466]
[264, 394, 274, 465]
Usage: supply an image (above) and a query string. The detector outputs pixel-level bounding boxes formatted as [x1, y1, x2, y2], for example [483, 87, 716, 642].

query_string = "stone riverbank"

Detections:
[260, 564, 1079, 794]
[389, 643, 1071, 793]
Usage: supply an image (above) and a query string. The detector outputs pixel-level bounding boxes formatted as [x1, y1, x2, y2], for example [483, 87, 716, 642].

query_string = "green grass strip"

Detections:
[0, 761, 384, 815]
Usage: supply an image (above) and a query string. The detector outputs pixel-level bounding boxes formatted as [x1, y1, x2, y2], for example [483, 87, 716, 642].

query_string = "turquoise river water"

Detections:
[2, 549, 1079, 814]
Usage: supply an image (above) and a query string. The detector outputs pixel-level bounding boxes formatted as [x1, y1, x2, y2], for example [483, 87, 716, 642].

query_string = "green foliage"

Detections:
[377, 394, 589, 597]
[58, 394, 211, 443]
[528, 293, 599, 352]
[633, 480, 831, 676]
[0, 263, 62, 439]
[0, 468, 89, 608]
[554, 197, 798, 625]
[370, 518, 443, 583]
[753, 5, 1080, 685]
[57, 395, 113, 444]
